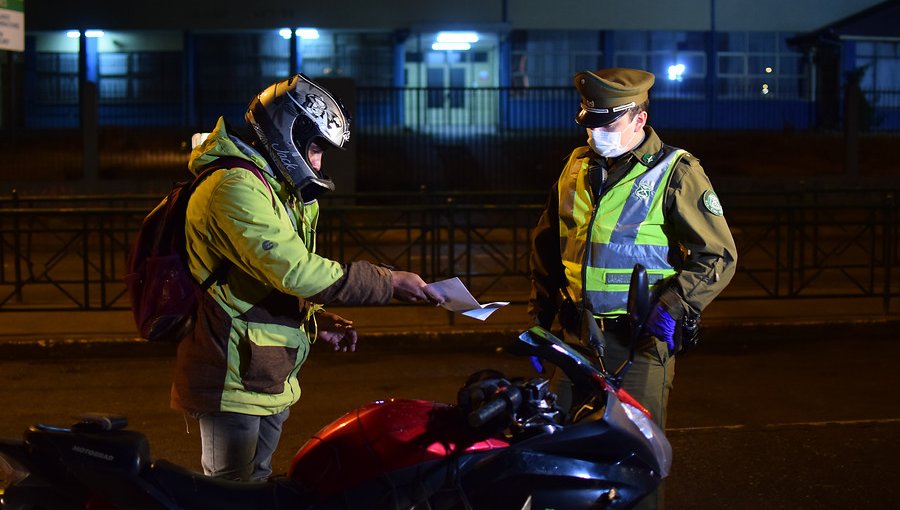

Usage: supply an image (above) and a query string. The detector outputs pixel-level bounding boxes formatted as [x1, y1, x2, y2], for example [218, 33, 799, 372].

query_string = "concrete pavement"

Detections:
[2, 330, 898, 508]
[2, 293, 900, 358]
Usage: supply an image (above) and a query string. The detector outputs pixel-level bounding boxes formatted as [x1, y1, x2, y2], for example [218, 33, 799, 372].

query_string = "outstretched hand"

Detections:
[391, 270, 445, 305]
[316, 311, 358, 352]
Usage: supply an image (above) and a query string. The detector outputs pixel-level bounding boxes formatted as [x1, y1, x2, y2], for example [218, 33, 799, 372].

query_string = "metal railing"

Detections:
[725, 190, 899, 311]
[2, 190, 899, 312]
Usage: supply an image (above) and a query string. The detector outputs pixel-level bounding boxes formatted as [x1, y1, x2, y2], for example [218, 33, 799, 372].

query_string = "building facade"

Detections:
[14, 0, 897, 132]
[1, 0, 897, 193]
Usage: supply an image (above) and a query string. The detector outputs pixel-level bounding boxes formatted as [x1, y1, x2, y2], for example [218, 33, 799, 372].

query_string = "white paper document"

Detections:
[426, 277, 509, 321]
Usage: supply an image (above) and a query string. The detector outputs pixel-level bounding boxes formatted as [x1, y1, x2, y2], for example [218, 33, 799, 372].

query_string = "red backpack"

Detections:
[124, 157, 272, 342]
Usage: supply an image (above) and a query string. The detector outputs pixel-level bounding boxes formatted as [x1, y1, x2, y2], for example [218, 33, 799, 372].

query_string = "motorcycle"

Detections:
[0, 266, 671, 509]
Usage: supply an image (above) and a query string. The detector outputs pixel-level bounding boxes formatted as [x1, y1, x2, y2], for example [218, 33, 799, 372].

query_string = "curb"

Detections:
[2, 317, 899, 360]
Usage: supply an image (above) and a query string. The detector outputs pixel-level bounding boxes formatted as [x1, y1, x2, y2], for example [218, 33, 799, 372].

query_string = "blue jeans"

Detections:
[195, 409, 290, 481]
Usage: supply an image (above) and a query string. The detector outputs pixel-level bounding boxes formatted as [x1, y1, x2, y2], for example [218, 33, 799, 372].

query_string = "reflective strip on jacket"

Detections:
[558, 147, 684, 315]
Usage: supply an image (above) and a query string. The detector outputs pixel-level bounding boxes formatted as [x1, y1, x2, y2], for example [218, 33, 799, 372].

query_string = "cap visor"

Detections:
[576, 109, 627, 128]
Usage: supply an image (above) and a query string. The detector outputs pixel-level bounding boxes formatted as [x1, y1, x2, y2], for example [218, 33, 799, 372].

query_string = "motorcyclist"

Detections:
[172, 74, 443, 481]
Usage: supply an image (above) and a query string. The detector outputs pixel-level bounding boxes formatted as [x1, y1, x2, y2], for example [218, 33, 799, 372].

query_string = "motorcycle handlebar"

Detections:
[467, 385, 523, 428]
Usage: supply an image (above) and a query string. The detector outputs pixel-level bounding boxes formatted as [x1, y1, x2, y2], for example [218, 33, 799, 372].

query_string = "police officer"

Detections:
[528, 67, 737, 508]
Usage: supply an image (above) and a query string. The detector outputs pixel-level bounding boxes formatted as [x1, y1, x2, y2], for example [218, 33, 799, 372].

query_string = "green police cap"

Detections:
[574, 68, 655, 128]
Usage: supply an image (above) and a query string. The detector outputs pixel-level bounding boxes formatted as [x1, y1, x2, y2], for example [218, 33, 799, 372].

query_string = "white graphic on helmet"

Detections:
[270, 142, 300, 171]
[302, 94, 329, 120]
[294, 92, 349, 145]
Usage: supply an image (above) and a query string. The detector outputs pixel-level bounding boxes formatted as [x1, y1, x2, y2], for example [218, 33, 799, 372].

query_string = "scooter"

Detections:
[0, 266, 671, 509]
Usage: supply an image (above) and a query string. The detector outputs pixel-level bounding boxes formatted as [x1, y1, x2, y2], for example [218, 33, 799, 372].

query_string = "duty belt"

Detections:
[595, 315, 628, 332]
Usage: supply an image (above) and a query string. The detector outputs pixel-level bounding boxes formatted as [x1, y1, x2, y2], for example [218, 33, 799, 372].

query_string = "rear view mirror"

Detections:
[627, 263, 650, 338]
[612, 264, 650, 381]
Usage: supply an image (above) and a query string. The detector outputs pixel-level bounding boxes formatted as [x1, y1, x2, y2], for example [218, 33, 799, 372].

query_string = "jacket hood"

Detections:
[188, 117, 273, 178]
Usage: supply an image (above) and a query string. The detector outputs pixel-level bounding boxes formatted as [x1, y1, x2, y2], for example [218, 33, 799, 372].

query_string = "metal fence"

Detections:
[21, 84, 900, 132]
[7, 85, 896, 198]
[2, 189, 899, 313]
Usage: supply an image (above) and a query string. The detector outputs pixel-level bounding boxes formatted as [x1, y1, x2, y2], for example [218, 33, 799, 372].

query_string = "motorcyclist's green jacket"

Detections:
[171, 117, 393, 416]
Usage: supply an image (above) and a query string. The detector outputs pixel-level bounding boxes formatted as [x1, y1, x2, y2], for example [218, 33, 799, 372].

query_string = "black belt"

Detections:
[596, 315, 628, 332]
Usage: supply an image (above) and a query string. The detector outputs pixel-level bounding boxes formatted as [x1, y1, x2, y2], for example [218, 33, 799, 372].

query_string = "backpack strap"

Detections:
[192, 156, 276, 289]
[194, 157, 275, 202]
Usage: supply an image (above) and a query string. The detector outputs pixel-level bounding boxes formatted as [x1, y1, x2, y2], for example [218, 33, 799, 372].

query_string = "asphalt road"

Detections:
[2, 323, 899, 509]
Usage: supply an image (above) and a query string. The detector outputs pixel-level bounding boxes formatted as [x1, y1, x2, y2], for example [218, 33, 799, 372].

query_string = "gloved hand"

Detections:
[645, 303, 676, 352]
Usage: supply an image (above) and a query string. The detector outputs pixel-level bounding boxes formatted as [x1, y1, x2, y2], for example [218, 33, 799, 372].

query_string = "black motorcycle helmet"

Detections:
[245, 74, 351, 202]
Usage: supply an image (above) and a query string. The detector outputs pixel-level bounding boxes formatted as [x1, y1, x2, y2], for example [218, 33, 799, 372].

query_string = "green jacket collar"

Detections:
[187, 117, 296, 201]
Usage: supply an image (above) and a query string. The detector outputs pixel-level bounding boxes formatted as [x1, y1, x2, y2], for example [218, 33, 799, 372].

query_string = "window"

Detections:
[98, 52, 181, 103]
[196, 32, 291, 104]
[854, 41, 900, 116]
[297, 32, 393, 86]
[856, 41, 900, 91]
[35, 52, 79, 104]
[509, 30, 604, 87]
[613, 31, 707, 99]
[32, 32, 80, 105]
[716, 31, 807, 99]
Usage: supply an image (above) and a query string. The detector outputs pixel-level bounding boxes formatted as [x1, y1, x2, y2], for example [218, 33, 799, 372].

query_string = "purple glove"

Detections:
[645, 303, 676, 351]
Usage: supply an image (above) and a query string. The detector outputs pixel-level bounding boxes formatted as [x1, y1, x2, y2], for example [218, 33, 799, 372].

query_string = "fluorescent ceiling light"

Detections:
[432, 42, 471, 51]
[66, 30, 80, 38]
[436, 31, 479, 43]
[296, 28, 320, 40]
[84, 30, 104, 38]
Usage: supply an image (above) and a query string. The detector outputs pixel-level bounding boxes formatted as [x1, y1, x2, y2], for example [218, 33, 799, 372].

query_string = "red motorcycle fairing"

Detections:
[288, 399, 508, 502]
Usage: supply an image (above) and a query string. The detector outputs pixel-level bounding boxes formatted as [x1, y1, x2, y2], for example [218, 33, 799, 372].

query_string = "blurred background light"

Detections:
[667, 63, 685, 81]
[296, 28, 320, 40]
[432, 42, 471, 51]
[436, 31, 479, 43]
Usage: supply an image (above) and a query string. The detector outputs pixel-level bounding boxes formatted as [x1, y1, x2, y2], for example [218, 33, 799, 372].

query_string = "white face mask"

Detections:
[587, 116, 639, 158]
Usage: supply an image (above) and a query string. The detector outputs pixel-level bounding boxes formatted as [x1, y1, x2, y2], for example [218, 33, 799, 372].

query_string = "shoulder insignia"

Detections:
[702, 190, 723, 216]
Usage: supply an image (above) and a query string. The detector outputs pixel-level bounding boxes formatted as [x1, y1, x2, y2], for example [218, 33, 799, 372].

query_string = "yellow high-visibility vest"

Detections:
[558, 147, 685, 316]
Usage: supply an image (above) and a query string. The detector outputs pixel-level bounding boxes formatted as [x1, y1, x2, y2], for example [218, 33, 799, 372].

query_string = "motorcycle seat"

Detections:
[148, 459, 308, 509]
[25, 426, 151, 477]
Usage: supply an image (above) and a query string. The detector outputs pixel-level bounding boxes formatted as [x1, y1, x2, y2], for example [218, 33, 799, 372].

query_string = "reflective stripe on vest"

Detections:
[558, 147, 684, 315]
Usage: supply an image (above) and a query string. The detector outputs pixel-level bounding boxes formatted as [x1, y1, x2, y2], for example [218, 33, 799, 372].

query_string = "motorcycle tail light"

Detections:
[614, 388, 651, 419]
[591, 373, 652, 419]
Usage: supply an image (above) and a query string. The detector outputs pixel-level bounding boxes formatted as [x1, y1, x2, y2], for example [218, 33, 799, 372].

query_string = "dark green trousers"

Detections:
[603, 329, 675, 428]
[552, 329, 675, 509]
